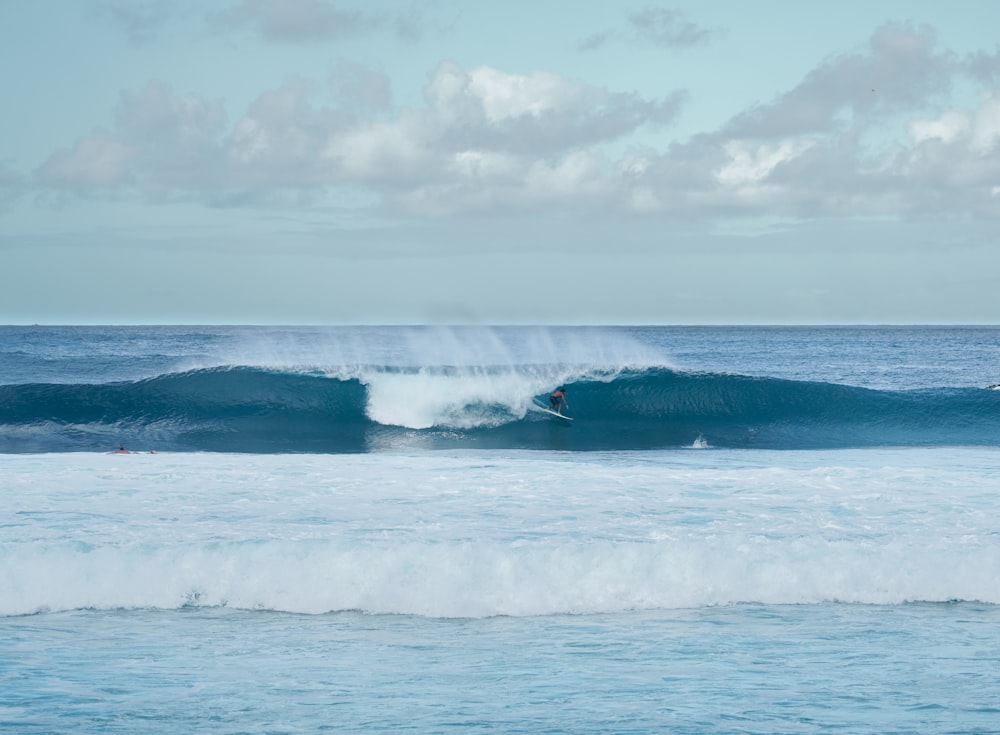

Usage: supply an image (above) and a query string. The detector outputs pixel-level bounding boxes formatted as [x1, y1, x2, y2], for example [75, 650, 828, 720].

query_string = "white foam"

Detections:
[690, 434, 710, 449]
[5, 449, 997, 618]
[361, 366, 556, 429]
[165, 326, 674, 430]
[143, 326, 678, 430]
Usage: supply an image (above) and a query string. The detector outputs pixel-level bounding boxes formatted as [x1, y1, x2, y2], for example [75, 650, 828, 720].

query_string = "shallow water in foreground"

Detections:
[3, 448, 1000, 733]
[4, 326, 1000, 733]
[5, 598, 1000, 733]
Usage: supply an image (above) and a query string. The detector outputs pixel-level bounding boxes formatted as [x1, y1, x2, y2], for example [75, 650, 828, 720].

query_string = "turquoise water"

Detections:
[3, 326, 1000, 452]
[3, 326, 1000, 733]
[7, 602, 999, 734]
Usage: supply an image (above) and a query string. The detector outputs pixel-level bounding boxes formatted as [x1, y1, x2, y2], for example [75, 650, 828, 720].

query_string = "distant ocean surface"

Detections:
[3, 325, 1000, 733]
[3, 325, 1000, 453]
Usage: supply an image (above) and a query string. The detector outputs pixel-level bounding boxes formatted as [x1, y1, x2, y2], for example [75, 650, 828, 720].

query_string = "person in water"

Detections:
[549, 387, 568, 415]
[111, 444, 156, 454]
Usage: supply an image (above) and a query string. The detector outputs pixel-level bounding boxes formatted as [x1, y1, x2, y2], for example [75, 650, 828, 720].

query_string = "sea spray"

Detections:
[4, 367, 1000, 452]
[4, 450, 1000, 617]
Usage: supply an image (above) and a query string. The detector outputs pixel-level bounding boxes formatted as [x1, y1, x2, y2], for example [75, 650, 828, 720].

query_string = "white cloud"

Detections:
[447, 150, 521, 182]
[328, 60, 392, 112]
[716, 140, 815, 186]
[909, 111, 968, 144]
[726, 22, 952, 139]
[210, 0, 429, 44]
[212, 0, 375, 43]
[90, 0, 187, 45]
[422, 61, 602, 133]
[229, 117, 271, 164]
[31, 59, 675, 209]
[116, 82, 227, 146]
[523, 149, 609, 202]
[886, 93, 1000, 216]
[424, 62, 684, 156]
[38, 130, 133, 188]
[422, 61, 485, 128]
[322, 118, 430, 181]
[580, 7, 712, 51]
[466, 67, 580, 123]
[970, 93, 1000, 152]
[627, 8, 712, 48]
[230, 61, 677, 209]
[225, 79, 328, 177]
[36, 82, 227, 196]
[27, 24, 1000, 221]
[909, 94, 1000, 153]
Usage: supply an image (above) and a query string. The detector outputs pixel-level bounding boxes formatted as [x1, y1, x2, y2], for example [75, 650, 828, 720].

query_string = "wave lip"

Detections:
[2, 366, 1000, 453]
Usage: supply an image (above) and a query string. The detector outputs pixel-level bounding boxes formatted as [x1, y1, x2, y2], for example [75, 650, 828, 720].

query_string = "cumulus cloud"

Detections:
[889, 92, 1000, 213]
[230, 77, 358, 186]
[577, 30, 615, 53]
[909, 111, 969, 145]
[33, 62, 679, 213]
[329, 60, 393, 112]
[609, 22, 1000, 219]
[628, 88, 1000, 220]
[416, 62, 684, 156]
[580, 6, 712, 51]
[965, 48, 1000, 86]
[38, 82, 227, 197]
[211, 0, 418, 43]
[38, 130, 133, 189]
[89, 0, 187, 45]
[628, 8, 712, 48]
[30, 24, 1000, 220]
[319, 62, 684, 212]
[725, 23, 954, 139]
[716, 140, 817, 187]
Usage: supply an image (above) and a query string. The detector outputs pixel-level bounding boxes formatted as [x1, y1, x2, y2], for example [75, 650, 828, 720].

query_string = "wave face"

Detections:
[3, 365, 999, 452]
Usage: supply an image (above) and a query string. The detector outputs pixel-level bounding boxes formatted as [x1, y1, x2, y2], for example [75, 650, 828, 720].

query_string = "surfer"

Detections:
[549, 387, 568, 415]
[110, 445, 157, 454]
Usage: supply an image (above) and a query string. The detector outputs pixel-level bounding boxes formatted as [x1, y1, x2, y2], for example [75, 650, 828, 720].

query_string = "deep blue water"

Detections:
[3, 326, 1000, 733]
[2, 325, 999, 452]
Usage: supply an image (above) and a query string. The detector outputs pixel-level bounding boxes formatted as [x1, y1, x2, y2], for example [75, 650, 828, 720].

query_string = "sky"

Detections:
[1, 0, 999, 325]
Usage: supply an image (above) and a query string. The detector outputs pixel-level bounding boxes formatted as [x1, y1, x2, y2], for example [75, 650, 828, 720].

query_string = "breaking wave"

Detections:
[3, 365, 1000, 452]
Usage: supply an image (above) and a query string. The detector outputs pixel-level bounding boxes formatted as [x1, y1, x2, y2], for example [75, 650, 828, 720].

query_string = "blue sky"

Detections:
[2, 0, 999, 324]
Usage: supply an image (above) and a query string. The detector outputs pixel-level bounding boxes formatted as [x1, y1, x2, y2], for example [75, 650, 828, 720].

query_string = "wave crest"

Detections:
[2, 366, 1000, 452]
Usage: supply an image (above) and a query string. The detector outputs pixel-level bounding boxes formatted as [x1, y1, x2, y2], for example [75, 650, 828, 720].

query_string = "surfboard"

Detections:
[532, 398, 574, 420]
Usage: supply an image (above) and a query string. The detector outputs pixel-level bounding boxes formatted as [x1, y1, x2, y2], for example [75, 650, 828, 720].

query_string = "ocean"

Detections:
[2, 325, 1000, 733]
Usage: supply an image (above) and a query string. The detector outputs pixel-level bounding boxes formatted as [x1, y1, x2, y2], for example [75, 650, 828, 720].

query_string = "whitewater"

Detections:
[3, 325, 1000, 453]
[3, 325, 1000, 733]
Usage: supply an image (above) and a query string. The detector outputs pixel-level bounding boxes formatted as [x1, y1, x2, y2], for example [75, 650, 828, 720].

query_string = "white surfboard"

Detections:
[532, 398, 574, 420]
